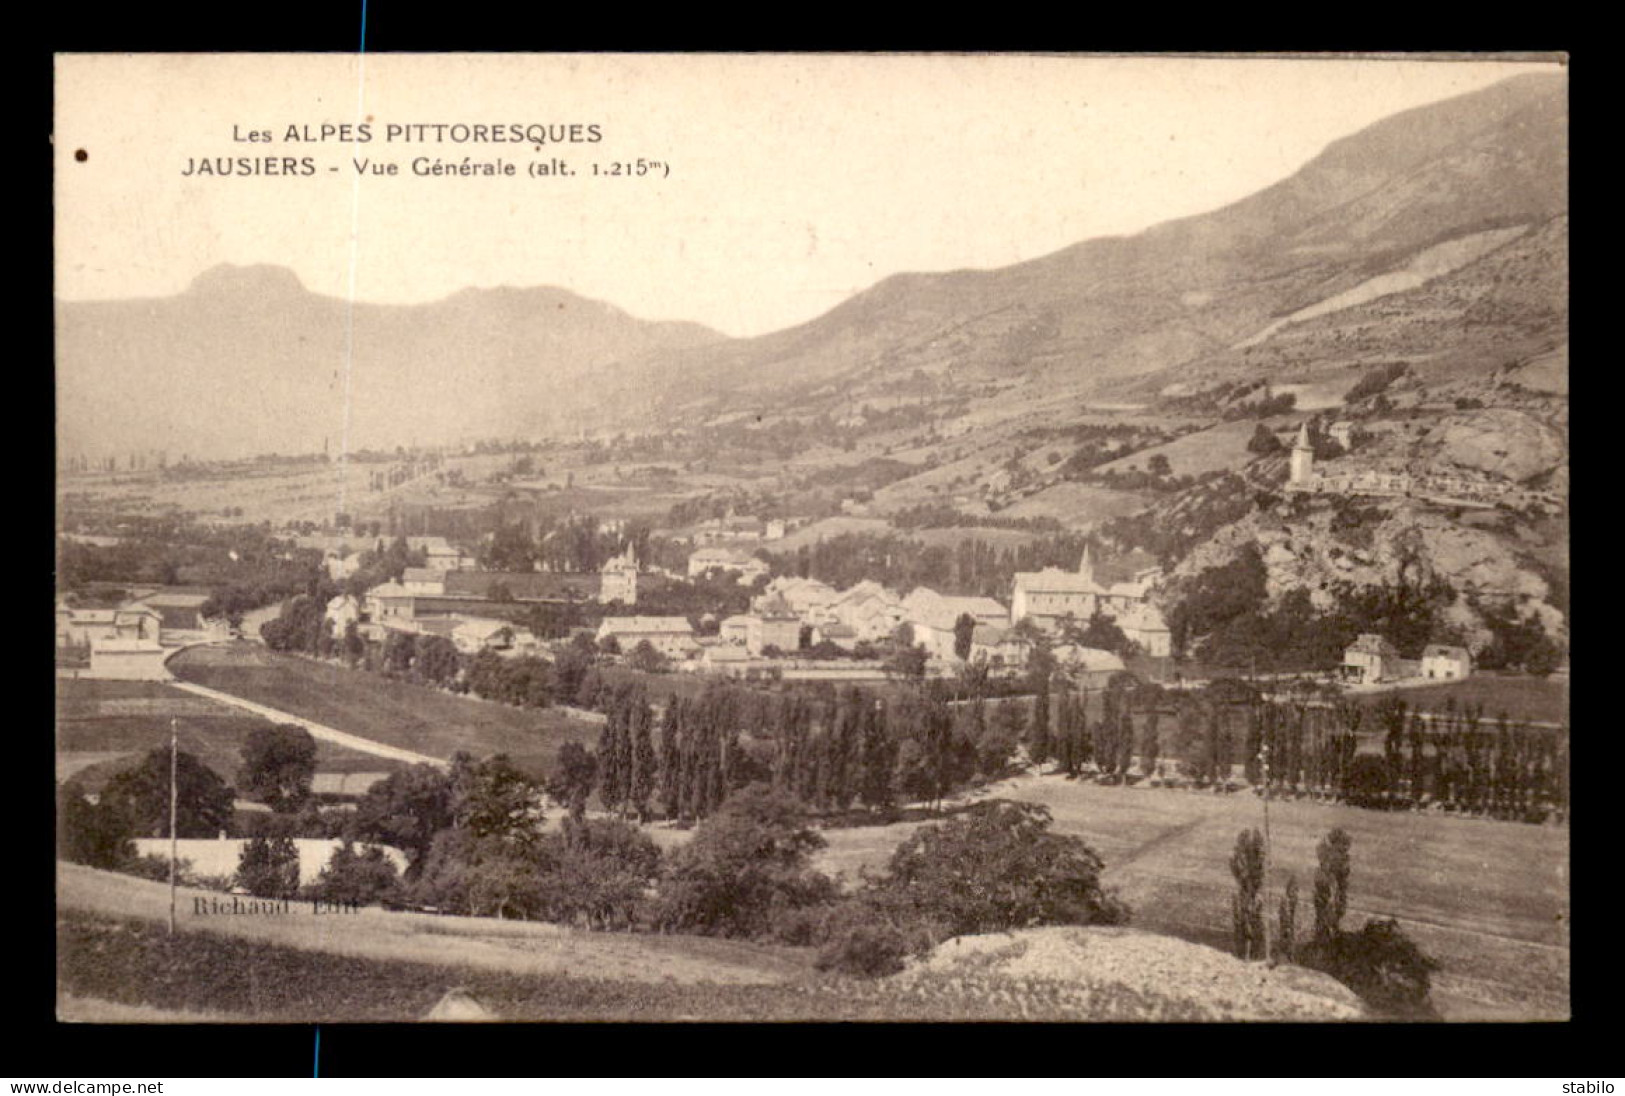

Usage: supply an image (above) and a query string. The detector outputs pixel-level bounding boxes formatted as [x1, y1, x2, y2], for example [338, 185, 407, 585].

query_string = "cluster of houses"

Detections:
[335, 544, 643, 658]
[54, 589, 221, 680]
[1341, 634, 1472, 686]
[649, 547, 1174, 675]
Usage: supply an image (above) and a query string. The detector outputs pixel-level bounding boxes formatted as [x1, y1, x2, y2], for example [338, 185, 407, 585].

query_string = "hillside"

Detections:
[55, 267, 725, 462]
[618, 73, 1565, 429]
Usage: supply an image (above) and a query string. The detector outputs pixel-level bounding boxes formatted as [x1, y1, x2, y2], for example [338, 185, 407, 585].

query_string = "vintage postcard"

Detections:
[55, 53, 1568, 1023]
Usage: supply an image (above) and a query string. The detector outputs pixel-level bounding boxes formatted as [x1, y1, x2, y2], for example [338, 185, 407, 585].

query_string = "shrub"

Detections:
[235, 833, 301, 899]
[1300, 918, 1439, 1019]
[313, 841, 401, 906]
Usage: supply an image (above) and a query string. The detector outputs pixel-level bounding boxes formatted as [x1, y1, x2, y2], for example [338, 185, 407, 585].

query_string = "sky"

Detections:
[54, 53, 1564, 338]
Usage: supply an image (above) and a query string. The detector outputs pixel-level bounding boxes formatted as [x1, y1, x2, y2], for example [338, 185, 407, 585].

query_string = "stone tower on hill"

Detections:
[1290, 423, 1315, 486]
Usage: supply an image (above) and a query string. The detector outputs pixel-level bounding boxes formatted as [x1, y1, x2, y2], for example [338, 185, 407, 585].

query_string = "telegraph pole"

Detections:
[1259, 736, 1273, 966]
[169, 718, 179, 936]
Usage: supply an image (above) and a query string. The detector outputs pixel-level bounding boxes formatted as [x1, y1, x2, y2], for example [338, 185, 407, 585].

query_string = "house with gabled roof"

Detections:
[1343, 633, 1402, 684]
[1421, 644, 1472, 680]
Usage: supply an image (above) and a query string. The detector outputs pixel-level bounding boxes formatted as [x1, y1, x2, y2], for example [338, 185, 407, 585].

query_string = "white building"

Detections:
[1421, 644, 1472, 680]
[597, 616, 698, 659]
[688, 546, 771, 584]
[324, 594, 362, 634]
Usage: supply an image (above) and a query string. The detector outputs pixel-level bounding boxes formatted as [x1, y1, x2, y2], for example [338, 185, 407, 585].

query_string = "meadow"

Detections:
[811, 773, 1570, 1020]
[167, 645, 601, 780]
[55, 677, 408, 791]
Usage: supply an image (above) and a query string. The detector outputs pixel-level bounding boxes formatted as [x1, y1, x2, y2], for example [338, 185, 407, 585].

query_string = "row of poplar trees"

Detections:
[583, 679, 997, 823]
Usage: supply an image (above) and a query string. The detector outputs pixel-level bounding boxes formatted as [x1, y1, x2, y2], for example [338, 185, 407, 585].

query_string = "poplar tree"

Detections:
[1313, 827, 1353, 941]
[1230, 828, 1266, 961]
[631, 699, 657, 821]
[1142, 709, 1160, 780]
[1029, 679, 1051, 769]
[659, 701, 683, 818]
[859, 699, 896, 811]
[1275, 874, 1300, 963]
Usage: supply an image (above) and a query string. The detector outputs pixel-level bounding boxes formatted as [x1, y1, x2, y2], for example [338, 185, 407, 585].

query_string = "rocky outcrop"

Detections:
[895, 927, 1366, 1021]
[1420, 408, 1566, 483]
[1166, 500, 1566, 646]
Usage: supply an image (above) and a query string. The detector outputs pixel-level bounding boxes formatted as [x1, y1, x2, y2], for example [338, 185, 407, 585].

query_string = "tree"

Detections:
[1230, 828, 1266, 961]
[1078, 610, 1132, 656]
[1246, 423, 1283, 456]
[883, 643, 927, 682]
[654, 784, 834, 938]
[238, 724, 318, 813]
[1147, 453, 1173, 477]
[235, 832, 301, 899]
[875, 800, 1129, 940]
[952, 613, 977, 661]
[547, 817, 663, 930]
[349, 764, 456, 878]
[450, 753, 545, 841]
[1313, 827, 1353, 941]
[1028, 683, 1052, 769]
[100, 747, 235, 838]
[58, 785, 134, 869]
[342, 620, 366, 667]
[627, 639, 669, 674]
[313, 841, 401, 906]
[415, 635, 462, 687]
[547, 742, 599, 822]
[630, 701, 658, 820]
[1275, 874, 1300, 963]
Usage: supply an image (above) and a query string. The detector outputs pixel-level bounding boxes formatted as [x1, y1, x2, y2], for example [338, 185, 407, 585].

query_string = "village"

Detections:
[56, 516, 1477, 695]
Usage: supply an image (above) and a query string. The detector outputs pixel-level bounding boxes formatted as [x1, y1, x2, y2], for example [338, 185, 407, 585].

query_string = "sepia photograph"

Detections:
[53, 52, 1569, 1024]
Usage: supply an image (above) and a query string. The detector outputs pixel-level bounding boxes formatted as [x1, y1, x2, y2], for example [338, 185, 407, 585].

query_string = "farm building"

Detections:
[452, 617, 516, 655]
[1343, 633, 1402, 684]
[969, 624, 1031, 669]
[56, 603, 166, 650]
[687, 546, 771, 583]
[1421, 644, 1473, 680]
[364, 582, 416, 624]
[85, 637, 170, 681]
[132, 590, 215, 632]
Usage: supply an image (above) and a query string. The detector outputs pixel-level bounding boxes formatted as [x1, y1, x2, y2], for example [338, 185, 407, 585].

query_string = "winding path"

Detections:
[168, 679, 448, 770]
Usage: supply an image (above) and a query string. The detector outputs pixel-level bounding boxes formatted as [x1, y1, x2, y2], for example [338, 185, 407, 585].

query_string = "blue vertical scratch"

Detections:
[313, 1026, 321, 1078]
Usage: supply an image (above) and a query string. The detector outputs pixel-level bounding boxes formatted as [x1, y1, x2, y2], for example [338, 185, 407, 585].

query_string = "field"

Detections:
[166, 645, 601, 780]
[1375, 674, 1568, 725]
[1093, 417, 1270, 478]
[55, 677, 409, 791]
[810, 774, 1569, 1020]
[995, 481, 1154, 529]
